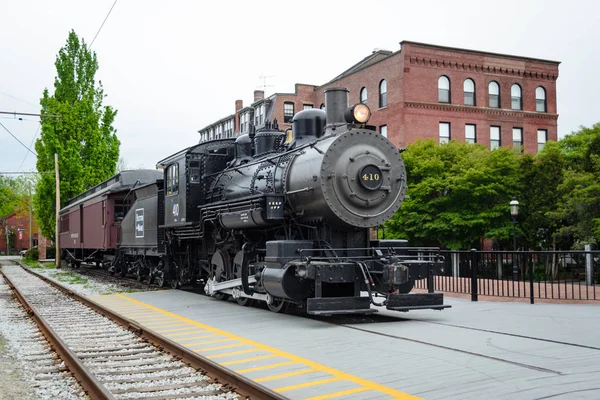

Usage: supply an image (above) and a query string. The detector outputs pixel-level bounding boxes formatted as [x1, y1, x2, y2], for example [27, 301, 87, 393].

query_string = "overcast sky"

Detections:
[1, 0, 599, 174]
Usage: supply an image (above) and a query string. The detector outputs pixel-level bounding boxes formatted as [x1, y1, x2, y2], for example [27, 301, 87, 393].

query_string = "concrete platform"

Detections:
[88, 290, 600, 400]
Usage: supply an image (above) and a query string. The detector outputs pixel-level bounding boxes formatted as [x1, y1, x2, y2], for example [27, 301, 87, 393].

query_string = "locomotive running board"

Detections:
[385, 293, 451, 312]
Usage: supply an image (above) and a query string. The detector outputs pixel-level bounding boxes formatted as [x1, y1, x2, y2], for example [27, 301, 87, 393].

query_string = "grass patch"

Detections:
[0, 335, 6, 349]
[21, 259, 55, 270]
[51, 272, 88, 286]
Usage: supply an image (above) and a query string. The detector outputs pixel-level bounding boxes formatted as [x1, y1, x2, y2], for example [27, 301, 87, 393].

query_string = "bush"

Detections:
[24, 248, 39, 260]
[46, 246, 56, 259]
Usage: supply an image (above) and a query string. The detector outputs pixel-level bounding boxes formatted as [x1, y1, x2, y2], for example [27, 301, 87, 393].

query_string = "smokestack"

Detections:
[325, 88, 349, 126]
[254, 90, 264, 102]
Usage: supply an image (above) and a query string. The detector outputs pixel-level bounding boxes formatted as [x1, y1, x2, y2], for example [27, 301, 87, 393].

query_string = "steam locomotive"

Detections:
[59, 88, 449, 315]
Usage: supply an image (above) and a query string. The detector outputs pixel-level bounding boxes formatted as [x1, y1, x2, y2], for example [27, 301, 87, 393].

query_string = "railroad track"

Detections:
[0, 261, 284, 400]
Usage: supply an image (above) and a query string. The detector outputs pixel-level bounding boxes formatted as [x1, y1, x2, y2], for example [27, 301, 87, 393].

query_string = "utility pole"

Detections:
[29, 184, 33, 250]
[55, 153, 61, 268]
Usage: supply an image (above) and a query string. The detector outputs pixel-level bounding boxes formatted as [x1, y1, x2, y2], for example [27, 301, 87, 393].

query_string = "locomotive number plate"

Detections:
[358, 164, 383, 190]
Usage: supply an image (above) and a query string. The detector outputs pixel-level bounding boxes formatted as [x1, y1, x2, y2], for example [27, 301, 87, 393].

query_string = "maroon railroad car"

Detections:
[59, 170, 162, 267]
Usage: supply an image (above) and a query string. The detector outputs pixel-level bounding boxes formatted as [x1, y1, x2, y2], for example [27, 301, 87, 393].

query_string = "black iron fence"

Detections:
[415, 249, 600, 303]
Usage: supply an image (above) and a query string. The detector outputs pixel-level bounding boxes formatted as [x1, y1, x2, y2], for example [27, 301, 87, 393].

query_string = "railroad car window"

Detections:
[464, 79, 475, 106]
[380, 125, 387, 138]
[114, 199, 131, 221]
[189, 161, 200, 184]
[439, 122, 450, 144]
[537, 129, 547, 152]
[60, 216, 69, 233]
[360, 87, 367, 104]
[490, 126, 501, 150]
[166, 163, 179, 196]
[284, 102, 294, 123]
[379, 80, 387, 108]
[438, 76, 450, 103]
[488, 81, 500, 108]
[465, 124, 476, 143]
[511, 84, 522, 110]
[536, 87, 547, 112]
[512, 127, 523, 152]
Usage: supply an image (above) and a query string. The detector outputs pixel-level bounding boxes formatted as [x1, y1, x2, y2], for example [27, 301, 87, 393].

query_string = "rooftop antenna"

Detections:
[258, 74, 275, 95]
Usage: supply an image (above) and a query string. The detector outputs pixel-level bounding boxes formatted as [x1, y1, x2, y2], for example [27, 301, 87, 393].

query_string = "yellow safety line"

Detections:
[154, 327, 200, 334]
[275, 377, 341, 393]
[207, 349, 258, 359]
[143, 322, 189, 329]
[254, 368, 316, 383]
[177, 334, 220, 342]
[115, 294, 420, 399]
[164, 330, 208, 338]
[235, 361, 297, 373]
[194, 343, 247, 352]
[220, 355, 277, 366]
[183, 338, 234, 347]
[305, 387, 370, 400]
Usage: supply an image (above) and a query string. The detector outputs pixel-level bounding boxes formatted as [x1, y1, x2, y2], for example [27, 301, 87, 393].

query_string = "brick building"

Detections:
[0, 212, 37, 255]
[198, 41, 559, 154]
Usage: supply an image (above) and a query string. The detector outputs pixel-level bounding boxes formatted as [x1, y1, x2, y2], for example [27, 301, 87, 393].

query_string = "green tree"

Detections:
[34, 30, 120, 239]
[384, 140, 521, 249]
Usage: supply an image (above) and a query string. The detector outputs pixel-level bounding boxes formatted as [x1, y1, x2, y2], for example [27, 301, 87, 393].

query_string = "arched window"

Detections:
[463, 79, 475, 106]
[360, 87, 367, 104]
[438, 76, 450, 103]
[536, 86, 546, 112]
[320, 103, 325, 110]
[511, 84, 522, 110]
[379, 80, 387, 108]
[488, 81, 500, 108]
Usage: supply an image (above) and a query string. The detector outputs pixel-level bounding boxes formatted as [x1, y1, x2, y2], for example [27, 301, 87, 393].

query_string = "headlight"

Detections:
[344, 104, 371, 124]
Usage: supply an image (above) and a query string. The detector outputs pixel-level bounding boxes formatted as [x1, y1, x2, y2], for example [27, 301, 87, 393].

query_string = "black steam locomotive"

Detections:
[65, 88, 449, 315]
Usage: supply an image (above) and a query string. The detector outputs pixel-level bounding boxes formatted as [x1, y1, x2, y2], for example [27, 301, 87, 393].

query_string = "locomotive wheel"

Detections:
[210, 250, 230, 301]
[153, 260, 165, 287]
[233, 251, 251, 306]
[267, 297, 287, 313]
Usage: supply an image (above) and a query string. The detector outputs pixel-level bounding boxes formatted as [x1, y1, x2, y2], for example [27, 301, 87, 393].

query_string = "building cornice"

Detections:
[408, 56, 558, 81]
[404, 101, 559, 120]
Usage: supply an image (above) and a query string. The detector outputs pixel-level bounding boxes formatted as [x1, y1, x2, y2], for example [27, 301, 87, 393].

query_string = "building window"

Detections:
[511, 84, 522, 110]
[380, 125, 387, 138]
[464, 79, 475, 106]
[439, 122, 450, 144]
[490, 126, 501, 150]
[303, 104, 313, 110]
[240, 113, 248, 133]
[537, 129, 547, 152]
[284, 102, 294, 123]
[465, 124, 476, 143]
[320, 103, 325, 110]
[512, 127, 523, 152]
[536, 87, 547, 112]
[379, 80, 387, 108]
[488, 81, 500, 108]
[438, 76, 450, 103]
[360, 87, 367, 104]
[166, 163, 179, 196]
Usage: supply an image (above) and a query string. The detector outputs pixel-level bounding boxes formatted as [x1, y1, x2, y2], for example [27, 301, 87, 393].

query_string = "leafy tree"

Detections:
[384, 140, 520, 249]
[518, 141, 565, 250]
[34, 30, 120, 239]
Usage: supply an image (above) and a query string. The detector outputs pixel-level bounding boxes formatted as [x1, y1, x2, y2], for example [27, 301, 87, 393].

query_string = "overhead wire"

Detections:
[17, 123, 41, 172]
[0, 121, 38, 157]
[90, 0, 119, 48]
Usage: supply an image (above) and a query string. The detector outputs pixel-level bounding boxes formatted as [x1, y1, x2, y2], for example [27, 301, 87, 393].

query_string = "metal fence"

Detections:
[414, 248, 600, 303]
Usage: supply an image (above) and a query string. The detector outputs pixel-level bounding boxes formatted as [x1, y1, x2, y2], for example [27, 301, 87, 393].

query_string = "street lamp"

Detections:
[510, 197, 519, 279]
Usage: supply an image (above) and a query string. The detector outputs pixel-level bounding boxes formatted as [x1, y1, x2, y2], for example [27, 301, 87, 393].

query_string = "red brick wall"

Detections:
[270, 84, 317, 130]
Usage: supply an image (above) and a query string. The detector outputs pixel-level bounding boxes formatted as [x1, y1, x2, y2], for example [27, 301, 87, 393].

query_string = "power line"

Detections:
[0, 122, 38, 157]
[0, 111, 61, 119]
[90, 0, 119, 48]
[17, 124, 41, 172]
[0, 92, 38, 108]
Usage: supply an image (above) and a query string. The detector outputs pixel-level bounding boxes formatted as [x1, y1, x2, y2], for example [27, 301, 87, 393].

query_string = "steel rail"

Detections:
[0, 267, 116, 400]
[15, 261, 287, 400]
